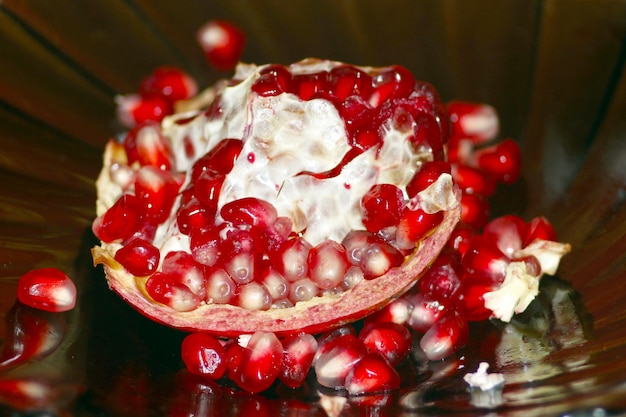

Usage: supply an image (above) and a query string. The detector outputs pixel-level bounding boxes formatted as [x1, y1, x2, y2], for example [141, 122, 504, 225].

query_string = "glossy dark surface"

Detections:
[1, 1, 626, 415]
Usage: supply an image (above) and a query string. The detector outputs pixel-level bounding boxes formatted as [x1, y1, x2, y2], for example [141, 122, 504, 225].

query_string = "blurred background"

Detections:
[0, 1, 625, 415]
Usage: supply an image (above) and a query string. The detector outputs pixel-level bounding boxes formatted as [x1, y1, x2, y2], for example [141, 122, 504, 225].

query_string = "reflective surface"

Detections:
[1, 1, 626, 415]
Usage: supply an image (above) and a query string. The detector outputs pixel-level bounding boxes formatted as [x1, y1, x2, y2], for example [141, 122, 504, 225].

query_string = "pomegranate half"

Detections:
[92, 59, 461, 337]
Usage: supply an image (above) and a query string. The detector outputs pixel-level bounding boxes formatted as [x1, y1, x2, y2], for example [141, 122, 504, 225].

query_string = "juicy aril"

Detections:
[92, 59, 461, 337]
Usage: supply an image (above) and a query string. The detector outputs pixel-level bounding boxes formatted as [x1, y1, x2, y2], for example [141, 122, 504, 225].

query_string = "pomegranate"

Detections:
[92, 59, 461, 338]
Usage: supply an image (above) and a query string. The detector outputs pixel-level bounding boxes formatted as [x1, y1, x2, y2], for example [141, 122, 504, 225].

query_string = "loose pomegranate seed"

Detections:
[473, 138, 521, 185]
[237, 282, 272, 311]
[359, 240, 404, 279]
[231, 331, 283, 393]
[197, 20, 246, 71]
[446, 101, 499, 144]
[360, 184, 405, 232]
[406, 160, 451, 198]
[115, 94, 170, 128]
[446, 222, 477, 256]
[181, 333, 227, 380]
[123, 121, 174, 170]
[145, 272, 201, 312]
[134, 165, 180, 223]
[16, 268, 76, 313]
[359, 321, 411, 366]
[279, 333, 318, 389]
[344, 353, 400, 395]
[459, 282, 496, 321]
[363, 298, 412, 326]
[205, 267, 236, 304]
[271, 237, 311, 283]
[418, 250, 462, 301]
[524, 216, 558, 246]
[314, 334, 368, 389]
[221, 197, 278, 227]
[139, 66, 198, 104]
[482, 215, 528, 258]
[452, 164, 497, 197]
[307, 240, 350, 290]
[462, 236, 509, 284]
[93, 193, 142, 243]
[0, 378, 58, 411]
[161, 251, 208, 300]
[406, 292, 450, 332]
[114, 238, 160, 277]
[419, 310, 469, 361]
[459, 193, 491, 229]
[395, 208, 444, 250]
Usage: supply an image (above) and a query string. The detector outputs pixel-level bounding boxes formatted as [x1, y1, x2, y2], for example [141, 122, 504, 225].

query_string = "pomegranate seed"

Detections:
[177, 197, 215, 235]
[221, 197, 278, 227]
[446, 101, 499, 143]
[139, 66, 198, 104]
[359, 240, 404, 279]
[162, 251, 207, 300]
[219, 229, 259, 285]
[114, 238, 160, 277]
[279, 333, 318, 389]
[252, 64, 292, 96]
[462, 236, 509, 284]
[314, 334, 368, 389]
[329, 65, 373, 100]
[123, 121, 174, 170]
[250, 217, 291, 254]
[340, 95, 375, 132]
[307, 240, 350, 290]
[115, 94, 169, 128]
[452, 164, 497, 197]
[0, 303, 65, 368]
[189, 226, 221, 267]
[232, 331, 283, 393]
[145, 272, 201, 312]
[360, 184, 405, 232]
[474, 138, 521, 185]
[419, 310, 469, 361]
[359, 322, 411, 366]
[406, 292, 449, 332]
[93, 193, 142, 243]
[406, 161, 452, 198]
[395, 208, 444, 250]
[259, 263, 289, 301]
[446, 222, 477, 256]
[369, 65, 415, 107]
[460, 193, 491, 229]
[350, 127, 382, 151]
[191, 138, 243, 180]
[197, 20, 246, 71]
[237, 282, 272, 311]
[134, 165, 180, 223]
[524, 216, 557, 245]
[342, 266, 365, 290]
[0, 378, 58, 411]
[193, 169, 225, 216]
[418, 251, 462, 301]
[181, 333, 227, 380]
[460, 282, 496, 321]
[16, 268, 76, 313]
[344, 353, 400, 395]
[363, 298, 412, 326]
[271, 237, 311, 282]
[341, 230, 377, 265]
[409, 111, 445, 159]
[483, 215, 528, 258]
[291, 71, 331, 101]
[288, 278, 318, 304]
[205, 267, 236, 304]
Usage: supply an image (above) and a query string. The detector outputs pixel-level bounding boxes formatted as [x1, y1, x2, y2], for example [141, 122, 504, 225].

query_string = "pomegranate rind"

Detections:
[92, 202, 459, 337]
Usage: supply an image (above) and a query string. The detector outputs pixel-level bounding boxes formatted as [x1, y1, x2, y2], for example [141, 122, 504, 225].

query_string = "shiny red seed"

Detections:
[308, 240, 350, 290]
[314, 334, 368, 389]
[359, 240, 404, 279]
[446, 101, 499, 144]
[116, 94, 170, 128]
[369, 65, 415, 107]
[524, 216, 557, 245]
[419, 310, 469, 361]
[139, 66, 198, 104]
[114, 238, 160, 277]
[360, 184, 405, 232]
[232, 331, 283, 393]
[220, 197, 278, 227]
[145, 272, 201, 312]
[279, 333, 318, 389]
[181, 333, 227, 380]
[359, 322, 411, 366]
[197, 20, 246, 71]
[291, 71, 330, 101]
[16, 268, 76, 313]
[176, 197, 215, 235]
[483, 215, 528, 258]
[462, 236, 509, 285]
[406, 160, 452, 198]
[344, 353, 400, 395]
[271, 237, 311, 283]
[406, 292, 450, 332]
[395, 208, 444, 250]
[123, 121, 174, 170]
[330, 65, 373, 101]
[252, 64, 292, 96]
[134, 165, 180, 223]
[161, 251, 207, 300]
[191, 138, 243, 180]
[189, 226, 221, 267]
[474, 138, 521, 185]
[193, 169, 225, 216]
[459, 192, 491, 229]
[205, 267, 236, 304]
[93, 194, 142, 243]
[459, 282, 496, 321]
[452, 164, 497, 197]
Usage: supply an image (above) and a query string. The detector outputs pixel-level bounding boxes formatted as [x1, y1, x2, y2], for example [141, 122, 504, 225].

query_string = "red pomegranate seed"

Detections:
[288, 278, 318, 304]
[279, 333, 318, 389]
[395, 208, 444, 250]
[446, 101, 499, 144]
[406, 292, 449, 332]
[237, 282, 272, 311]
[134, 165, 180, 223]
[314, 334, 368, 389]
[181, 333, 227, 380]
[451, 164, 497, 197]
[419, 310, 469, 361]
[139, 66, 198, 104]
[250, 217, 292, 255]
[219, 228, 259, 285]
[344, 353, 400, 395]
[340, 95, 376, 133]
[462, 236, 509, 284]
[123, 121, 174, 170]
[408, 111, 444, 159]
[176, 197, 215, 235]
[418, 250, 462, 301]
[232, 331, 283, 393]
[368, 65, 415, 107]
[524, 216, 557, 245]
[271, 237, 311, 282]
[259, 263, 289, 301]
[191, 138, 243, 180]
[446, 222, 477, 256]
[360, 184, 405, 232]
[193, 169, 225, 216]
[329, 65, 373, 100]
[474, 138, 521, 185]
[292, 71, 331, 101]
[483, 215, 528, 258]
[93, 193, 142, 243]
[307, 240, 350, 290]
[363, 298, 412, 326]
[341, 266, 365, 291]
[359, 240, 404, 279]
[145, 272, 201, 312]
[349, 127, 382, 151]
[341, 230, 377, 265]
[197, 20, 246, 71]
[460, 282, 496, 321]
[189, 226, 220, 267]
[460, 193, 491, 229]
[221, 197, 278, 227]
[161, 251, 207, 300]
[406, 160, 452, 198]
[114, 238, 160, 277]
[252, 64, 292, 96]
[16, 268, 76, 313]
[359, 322, 411, 366]
[115, 94, 170, 128]
[0, 303, 65, 368]
[205, 267, 236, 304]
